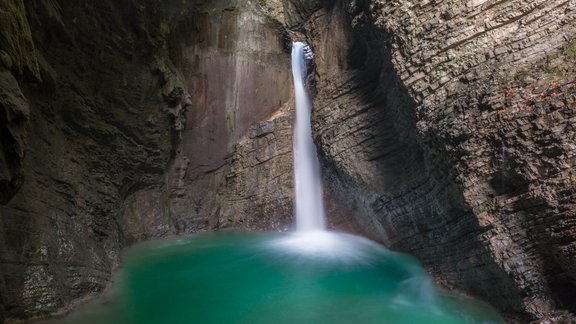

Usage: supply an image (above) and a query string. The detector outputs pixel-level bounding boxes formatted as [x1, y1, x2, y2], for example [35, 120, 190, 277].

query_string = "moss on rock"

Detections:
[0, 0, 39, 78]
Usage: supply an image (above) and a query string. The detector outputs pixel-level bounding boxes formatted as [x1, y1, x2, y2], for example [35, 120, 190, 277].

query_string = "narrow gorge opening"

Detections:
[33, 41, 502, 324]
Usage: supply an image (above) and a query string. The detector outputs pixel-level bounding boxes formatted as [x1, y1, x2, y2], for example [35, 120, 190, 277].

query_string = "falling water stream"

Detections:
[43, 43, 503, 324]
[291, 41, 326, 232]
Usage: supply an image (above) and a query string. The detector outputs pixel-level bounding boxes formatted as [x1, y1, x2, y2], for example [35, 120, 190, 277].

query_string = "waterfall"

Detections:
[291, 41, 326, 232]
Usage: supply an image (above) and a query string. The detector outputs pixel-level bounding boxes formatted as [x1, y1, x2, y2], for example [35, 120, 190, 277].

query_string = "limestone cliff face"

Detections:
[120, 0, 295, 241]
[293, 0, 575, 321]
[0, 0, 293, 321]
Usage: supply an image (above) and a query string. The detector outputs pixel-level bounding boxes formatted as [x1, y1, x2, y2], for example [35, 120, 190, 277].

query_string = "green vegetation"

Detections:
[511, 39, 576, 87]
[0, 0, 39, 78]
[564, 39, 576, 60]
[259, 0, 281, 7]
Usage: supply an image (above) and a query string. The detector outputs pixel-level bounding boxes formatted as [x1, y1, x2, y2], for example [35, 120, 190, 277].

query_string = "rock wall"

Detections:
[120, 0, 295, 241]
[294, 0, 576, 321]
[2, 0, 575, 322]
[0, 0, 36, 205]
[0, 0, 179, 320]
[0, 0, 294, 322]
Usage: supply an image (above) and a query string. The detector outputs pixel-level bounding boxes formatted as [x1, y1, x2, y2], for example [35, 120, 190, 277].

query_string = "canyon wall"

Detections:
[0, 0, 294, 322]
[291, 0, 575, 321]
[1, 0, 575, 322]
[121, 0, 295, 242]
[0, 0, 179, 320]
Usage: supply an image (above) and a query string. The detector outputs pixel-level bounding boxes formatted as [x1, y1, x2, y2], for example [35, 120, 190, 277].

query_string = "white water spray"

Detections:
[291, 41, 326, 232]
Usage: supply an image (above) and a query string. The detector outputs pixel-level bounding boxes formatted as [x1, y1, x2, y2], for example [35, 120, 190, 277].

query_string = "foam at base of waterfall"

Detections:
[270, 230, 384, 262]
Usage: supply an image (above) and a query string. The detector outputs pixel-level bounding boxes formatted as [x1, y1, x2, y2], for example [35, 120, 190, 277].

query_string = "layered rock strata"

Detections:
[1, 0, 575, 322]
[294, 0, 576, 321]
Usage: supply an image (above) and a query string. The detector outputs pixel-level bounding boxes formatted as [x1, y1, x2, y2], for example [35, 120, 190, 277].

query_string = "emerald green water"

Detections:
[49, 231, 502, 324]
